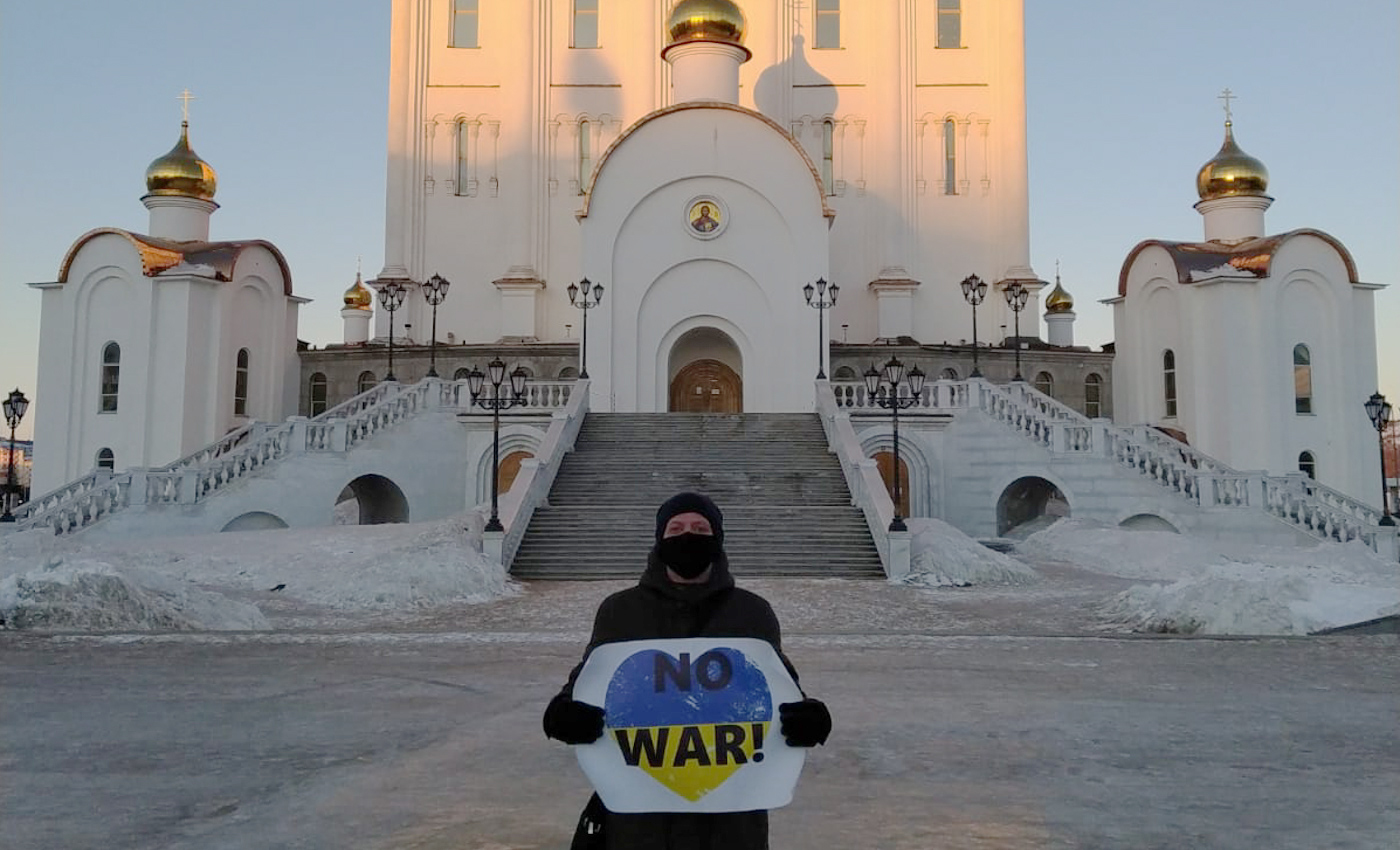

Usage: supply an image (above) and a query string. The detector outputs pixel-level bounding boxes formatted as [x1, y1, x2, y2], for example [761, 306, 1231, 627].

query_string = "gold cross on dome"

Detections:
[1218, 87, 1235, 123]
[178, 88, 196, 123]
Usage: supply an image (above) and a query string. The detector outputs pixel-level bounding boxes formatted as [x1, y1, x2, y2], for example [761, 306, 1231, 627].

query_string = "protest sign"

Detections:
[571, 637, 806, 813]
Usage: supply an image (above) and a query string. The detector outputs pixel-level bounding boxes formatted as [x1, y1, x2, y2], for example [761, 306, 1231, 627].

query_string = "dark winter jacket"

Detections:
[558, 548, 798, 850]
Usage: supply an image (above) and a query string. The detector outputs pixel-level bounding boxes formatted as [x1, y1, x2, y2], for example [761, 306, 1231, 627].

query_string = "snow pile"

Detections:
[900, 518, 1039, 587]
[0, 510, 510, 631]
[0, 557, 268, 632]
[1021, 519, 1400, 635]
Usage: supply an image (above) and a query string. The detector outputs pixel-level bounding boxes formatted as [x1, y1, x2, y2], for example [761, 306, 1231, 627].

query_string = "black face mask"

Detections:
[657, 532, 720, 579]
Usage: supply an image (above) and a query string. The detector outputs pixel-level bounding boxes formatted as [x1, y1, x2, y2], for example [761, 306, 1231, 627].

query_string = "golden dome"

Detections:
[343, 271, 373, 310]
[1044, 277, 1074, 313]
[1196, 121, 1269, 201]
[666, 0, 747, 48]
[145, 122, 217, 201]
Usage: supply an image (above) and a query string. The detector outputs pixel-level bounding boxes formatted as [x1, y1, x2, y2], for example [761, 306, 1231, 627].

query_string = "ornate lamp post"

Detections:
[567, 278, 604, 379]
[863, 358, 926, 532]
[469, 358, 529, 533]
[802, 278, 840, 379]
[1003, 280, 1029, 381]
[1364, 391, 1394, 526]
[377, 280, 408, 381]
[421, 273, 451, 378]
[959, 274, 988, 377]
[2, 388, 30, 522]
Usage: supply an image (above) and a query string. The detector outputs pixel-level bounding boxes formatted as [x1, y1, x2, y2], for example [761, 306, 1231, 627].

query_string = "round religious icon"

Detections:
[685, 197, 726, 239]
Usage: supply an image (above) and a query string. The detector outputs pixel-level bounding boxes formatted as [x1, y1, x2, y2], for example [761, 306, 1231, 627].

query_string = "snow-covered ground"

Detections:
[1, 514, 1395, 636]
[1017, 519, 1400, 636]
[0, 509, 512, 632]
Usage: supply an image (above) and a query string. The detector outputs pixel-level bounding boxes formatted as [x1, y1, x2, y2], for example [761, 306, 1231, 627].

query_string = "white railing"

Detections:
[490, 380, 591, 569]
[12, 377, 578, 536]
[817, 381, 907, 578]
[834, 377, 1396, 559]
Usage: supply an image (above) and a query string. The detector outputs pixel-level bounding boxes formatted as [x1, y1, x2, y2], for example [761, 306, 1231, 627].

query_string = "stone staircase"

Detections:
[509, 413, 885, 580]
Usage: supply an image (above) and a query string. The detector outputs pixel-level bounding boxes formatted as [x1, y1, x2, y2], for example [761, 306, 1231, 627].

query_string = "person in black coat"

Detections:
[544, 491, 832, 850]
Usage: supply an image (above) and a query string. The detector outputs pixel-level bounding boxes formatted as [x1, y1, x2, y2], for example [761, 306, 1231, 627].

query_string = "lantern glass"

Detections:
[567, 281, 580, 304]
[1366, 392, 1387, 430]
[863, 365, 881, 396]
[592, 282, 604, 303]
[883, 357, 905, 389]
[510, 366, 528, 398]
[467, 367, 485, 398]
[488, 358, 507, 387]
[803, 281, 815, 304]
[828, 281, 839, 304]
[908, 365, 926, 397]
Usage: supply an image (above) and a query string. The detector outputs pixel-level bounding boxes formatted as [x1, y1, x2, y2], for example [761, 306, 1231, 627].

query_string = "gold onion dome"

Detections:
[145, 121, 217, 201]
[1044, 277, 1074, 313]
[1196, 121, 1269, 201]
[666, 0, 748, 48]
[343, 272, 373, 310]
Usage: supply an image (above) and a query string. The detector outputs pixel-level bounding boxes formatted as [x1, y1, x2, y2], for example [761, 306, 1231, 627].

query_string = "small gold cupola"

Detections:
[1196, 120, 1269, 201]
[665, 0, 748, 51]
[144, 121, 218, 202]
[1044, 276, 1074, 314]
[343, 270, 373, 311]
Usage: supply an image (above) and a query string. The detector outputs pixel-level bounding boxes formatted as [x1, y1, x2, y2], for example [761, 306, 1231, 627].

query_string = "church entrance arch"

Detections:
[996, 476, 1069, 536]
[337, 474, 410, 525]
[667, 328, 743, 413]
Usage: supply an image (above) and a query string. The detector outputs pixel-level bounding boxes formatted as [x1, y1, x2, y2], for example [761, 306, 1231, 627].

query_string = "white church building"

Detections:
[15, 1, 1393, 564]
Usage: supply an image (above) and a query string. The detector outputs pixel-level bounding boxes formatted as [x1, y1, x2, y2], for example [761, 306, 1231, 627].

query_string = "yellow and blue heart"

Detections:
[604, 647, 773, 801]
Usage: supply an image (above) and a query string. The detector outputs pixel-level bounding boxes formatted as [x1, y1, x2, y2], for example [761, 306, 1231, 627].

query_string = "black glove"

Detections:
[543, 693, 605, 745]
[779, 698, 832, 747]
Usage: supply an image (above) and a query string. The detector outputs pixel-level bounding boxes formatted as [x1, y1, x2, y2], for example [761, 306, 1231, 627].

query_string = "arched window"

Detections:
[940, 367, 959, 380]
[573, 0, 599, 48]
[815, 0, 840, 48]
[577, 119, 592, 194]
[558, 366, 580, 380]
[358, 371, 377, 394]
[451, 0, 479, 48]
[821, 119, 836, 195]
[309, 373, 328, 417]
[515, 366, 535, 378]
[1084, 373, 1103, 418]
[1034, 371, 1055, 398]
[96, 448, 115, 471]
[1298, 451, 1317, 480]
[234, 348, 250, 416]
[943, 119, 957, 195]
[100, 342, 121, 413]
[456, 120, 475, 196]
[1163, 350, 1177, 417]
[832, 366, 857, 380]
[1293, 344, 1312, 414]
[453, 367, 473, 381]
[937, 0, 961, 48]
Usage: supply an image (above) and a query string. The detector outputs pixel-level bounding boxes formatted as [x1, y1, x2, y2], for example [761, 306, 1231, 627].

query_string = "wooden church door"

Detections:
[874, 450, 911, 518]
[669, 359, 742, 413]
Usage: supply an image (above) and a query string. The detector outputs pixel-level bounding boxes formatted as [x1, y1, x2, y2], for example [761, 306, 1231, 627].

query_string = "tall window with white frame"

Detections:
[358, 371, 377, 394]
[1293, 344, 1312, 414]
[100, 342, 121, 413]
[451, 0, 479, 48]
[815, 0, 840, 48]
[309, 373, 328, 417]
[1163, 349, 1177, 418]
[821, 119, 835, 195]
[456, 120, 474, 196]
[937, 0, 961, 48]
[577, 119, 592, 195]
[1034, 371, 1055, 399]
[1084, 373, 1103, 418]
[943, 119, 957, 195]
[1298, 450, 1317, 479]
[96, 448, 115, 471]
[573, 0, 599, 48]
[234, 348, 250, 416]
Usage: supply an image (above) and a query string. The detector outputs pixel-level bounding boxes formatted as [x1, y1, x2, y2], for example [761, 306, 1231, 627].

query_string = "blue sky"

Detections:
[2, 1, 1396, 441]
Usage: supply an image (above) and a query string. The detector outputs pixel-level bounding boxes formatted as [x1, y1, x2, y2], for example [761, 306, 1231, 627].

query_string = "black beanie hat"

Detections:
[655, 491, 724, 544]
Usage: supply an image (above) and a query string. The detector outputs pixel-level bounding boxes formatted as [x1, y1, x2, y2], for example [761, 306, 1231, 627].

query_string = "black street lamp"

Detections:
[864, 358, 926, 532]
[1003, 280, 1030, 381]
[377, 281, 408, 381]
[1364, 391, 1394, 526]
[802, 277, 840, 379]
[567, 278, 604, 379]
[469, 358, 529, 533]
[422, 273, 451, 378]
[960, 273, 988, 377]
[2, 387, 30, 522]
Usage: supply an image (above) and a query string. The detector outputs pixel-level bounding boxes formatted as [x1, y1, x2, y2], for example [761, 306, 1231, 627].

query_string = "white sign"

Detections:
[571, 637, 806, 814]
